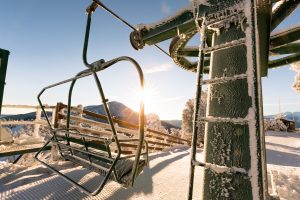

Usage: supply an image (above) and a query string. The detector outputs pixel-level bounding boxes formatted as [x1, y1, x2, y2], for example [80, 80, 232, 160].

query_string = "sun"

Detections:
[129, 85, 158, 112]
[137, 85, 157, 105]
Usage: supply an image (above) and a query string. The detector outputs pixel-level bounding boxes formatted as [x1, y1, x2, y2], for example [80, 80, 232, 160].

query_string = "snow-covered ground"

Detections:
[265, 131, 300, 200]
[0, 131, 299, 200]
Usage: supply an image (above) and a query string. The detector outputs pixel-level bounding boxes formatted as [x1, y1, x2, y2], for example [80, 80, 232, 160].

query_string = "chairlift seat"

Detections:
[52, 126, 148, 187]
[35, 1, 147, 195]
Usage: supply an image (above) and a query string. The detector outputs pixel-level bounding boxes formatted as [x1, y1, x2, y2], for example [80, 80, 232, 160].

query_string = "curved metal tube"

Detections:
[79, 5, 145, 187]
[37, 1, 146, 195]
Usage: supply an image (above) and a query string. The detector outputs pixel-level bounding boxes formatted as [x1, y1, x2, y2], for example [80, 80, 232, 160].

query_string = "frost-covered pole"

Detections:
[129, 0, 273, 199]
[199, 0, 269, 198]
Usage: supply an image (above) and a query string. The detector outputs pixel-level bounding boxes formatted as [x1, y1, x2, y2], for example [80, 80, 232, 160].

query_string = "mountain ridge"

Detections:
[2, 103, 299, 129]
[1, 101, 181, 131]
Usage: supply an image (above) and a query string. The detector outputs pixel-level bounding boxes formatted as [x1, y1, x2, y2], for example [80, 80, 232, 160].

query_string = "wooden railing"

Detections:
[0, 105, 55, 157]
[54, 103, 194, 153]
[0, 103, 197, 157]
[0, 104, 56, 137]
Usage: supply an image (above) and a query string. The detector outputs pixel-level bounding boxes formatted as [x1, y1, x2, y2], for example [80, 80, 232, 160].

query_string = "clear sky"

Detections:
[0, 0, 300, 119]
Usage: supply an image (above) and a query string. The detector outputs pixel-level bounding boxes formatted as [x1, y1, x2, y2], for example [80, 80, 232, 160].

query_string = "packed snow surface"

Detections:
[0, 131, 300, 200]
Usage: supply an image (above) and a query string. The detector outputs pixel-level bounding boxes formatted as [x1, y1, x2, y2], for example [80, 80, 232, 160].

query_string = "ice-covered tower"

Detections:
[130, 1, 300, 199]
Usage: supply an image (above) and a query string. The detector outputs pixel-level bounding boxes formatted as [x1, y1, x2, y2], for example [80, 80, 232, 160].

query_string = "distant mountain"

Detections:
[85, 101, 139, 125]
[2, 104, 300, 129]
[161, 120, 182, 129]
[0, 102, 182, 132]
[0, 111, 52, 121]
[85, 102, 180, 131]
[265, 112, 300, 128]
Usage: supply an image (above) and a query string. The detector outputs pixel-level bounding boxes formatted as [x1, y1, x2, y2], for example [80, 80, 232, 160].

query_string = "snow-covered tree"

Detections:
[181, 91, 207, 142]
[264, 119, 287, 132]
[291, 62, 300, 93]
[291, 61, 300, 72]
[292, 74, 300, 93]
[146, 113, 168, 133]
[181, 99, 194, 139]
[170, 128, 181, 137]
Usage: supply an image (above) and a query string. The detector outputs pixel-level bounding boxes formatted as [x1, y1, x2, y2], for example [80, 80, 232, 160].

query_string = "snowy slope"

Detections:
[0, 131, 299, 200]
[266, 131, 300, 200]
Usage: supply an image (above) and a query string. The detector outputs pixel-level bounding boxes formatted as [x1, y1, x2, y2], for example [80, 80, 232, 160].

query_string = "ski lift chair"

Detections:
[35, 1, 148, 196]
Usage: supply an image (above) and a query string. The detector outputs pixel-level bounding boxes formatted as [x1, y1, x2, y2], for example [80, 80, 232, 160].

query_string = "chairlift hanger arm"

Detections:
[88, 0, 170, 57]
[129, 5, 210, 50]
[37, 1, 147, 194]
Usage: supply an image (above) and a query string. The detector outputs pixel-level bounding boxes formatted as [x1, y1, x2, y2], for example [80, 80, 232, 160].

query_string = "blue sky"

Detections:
[0, 0, 300, 119]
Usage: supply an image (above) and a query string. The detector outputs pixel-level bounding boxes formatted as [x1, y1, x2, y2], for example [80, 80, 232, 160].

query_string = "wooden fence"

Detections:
[1, 104, 56, 137]
[0, 105, 55, 157]
[55, 103, 195, 154]
[0, 103, 198, 157]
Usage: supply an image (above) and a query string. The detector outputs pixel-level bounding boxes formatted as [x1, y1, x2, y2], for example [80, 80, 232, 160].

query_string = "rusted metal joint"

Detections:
[86, 1, 98, 14]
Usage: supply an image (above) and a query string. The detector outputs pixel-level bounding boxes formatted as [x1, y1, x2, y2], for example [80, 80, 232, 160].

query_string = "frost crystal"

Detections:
[290, 62, 300, 93]
[191, 0, 211, 7]
[291, 61, 300, 73]
[292, 74, 300, 93]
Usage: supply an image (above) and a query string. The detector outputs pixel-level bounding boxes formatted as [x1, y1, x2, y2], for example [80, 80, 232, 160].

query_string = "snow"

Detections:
[264, 119, 288, 132]
[205, 162, 247, 174]
[191, 0, 211, 7]
[266, 131, 300, 200]
[13, 134, 43, 145]
[291, 61, 300, 73]
[197, 116, 248, 124]
[0, 147, 203, 200]
[0, 131, 299, 199]
[290, 62, 300, 93]
[292, 74, 300, 93]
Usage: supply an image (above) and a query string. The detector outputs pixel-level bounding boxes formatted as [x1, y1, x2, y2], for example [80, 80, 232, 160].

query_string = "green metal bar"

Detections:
[177, 47, 199, 57]
[269, 53, 300, 69]
[270, 43, 300, 55]
[81, 4, 146, 187]
[270, 24, 300, 48]
[177, 48, 210, 58]
[90, 0, 170, 56]
[255, 0, 272, 77]
[56, 134, 109, 152]
[35, 136, 120, 196]
[0, 145, 51, 157]
[130, 4, 212, 50]
[271, 0, 300, 31]
[0, 49, 9, 115]
[141, 20, 196, 46]
[199, 55, 300, 74]
[188, 15, 206, 200]
[130, 10, 196, 50]
[13, 154, 23, 164]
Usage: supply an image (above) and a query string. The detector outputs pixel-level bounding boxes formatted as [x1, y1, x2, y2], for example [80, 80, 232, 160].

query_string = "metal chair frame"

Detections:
[35, 1, 147, 196]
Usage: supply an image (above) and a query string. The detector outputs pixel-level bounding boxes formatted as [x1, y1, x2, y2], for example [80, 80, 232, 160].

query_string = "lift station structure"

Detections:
[130, 0, 300, 199]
